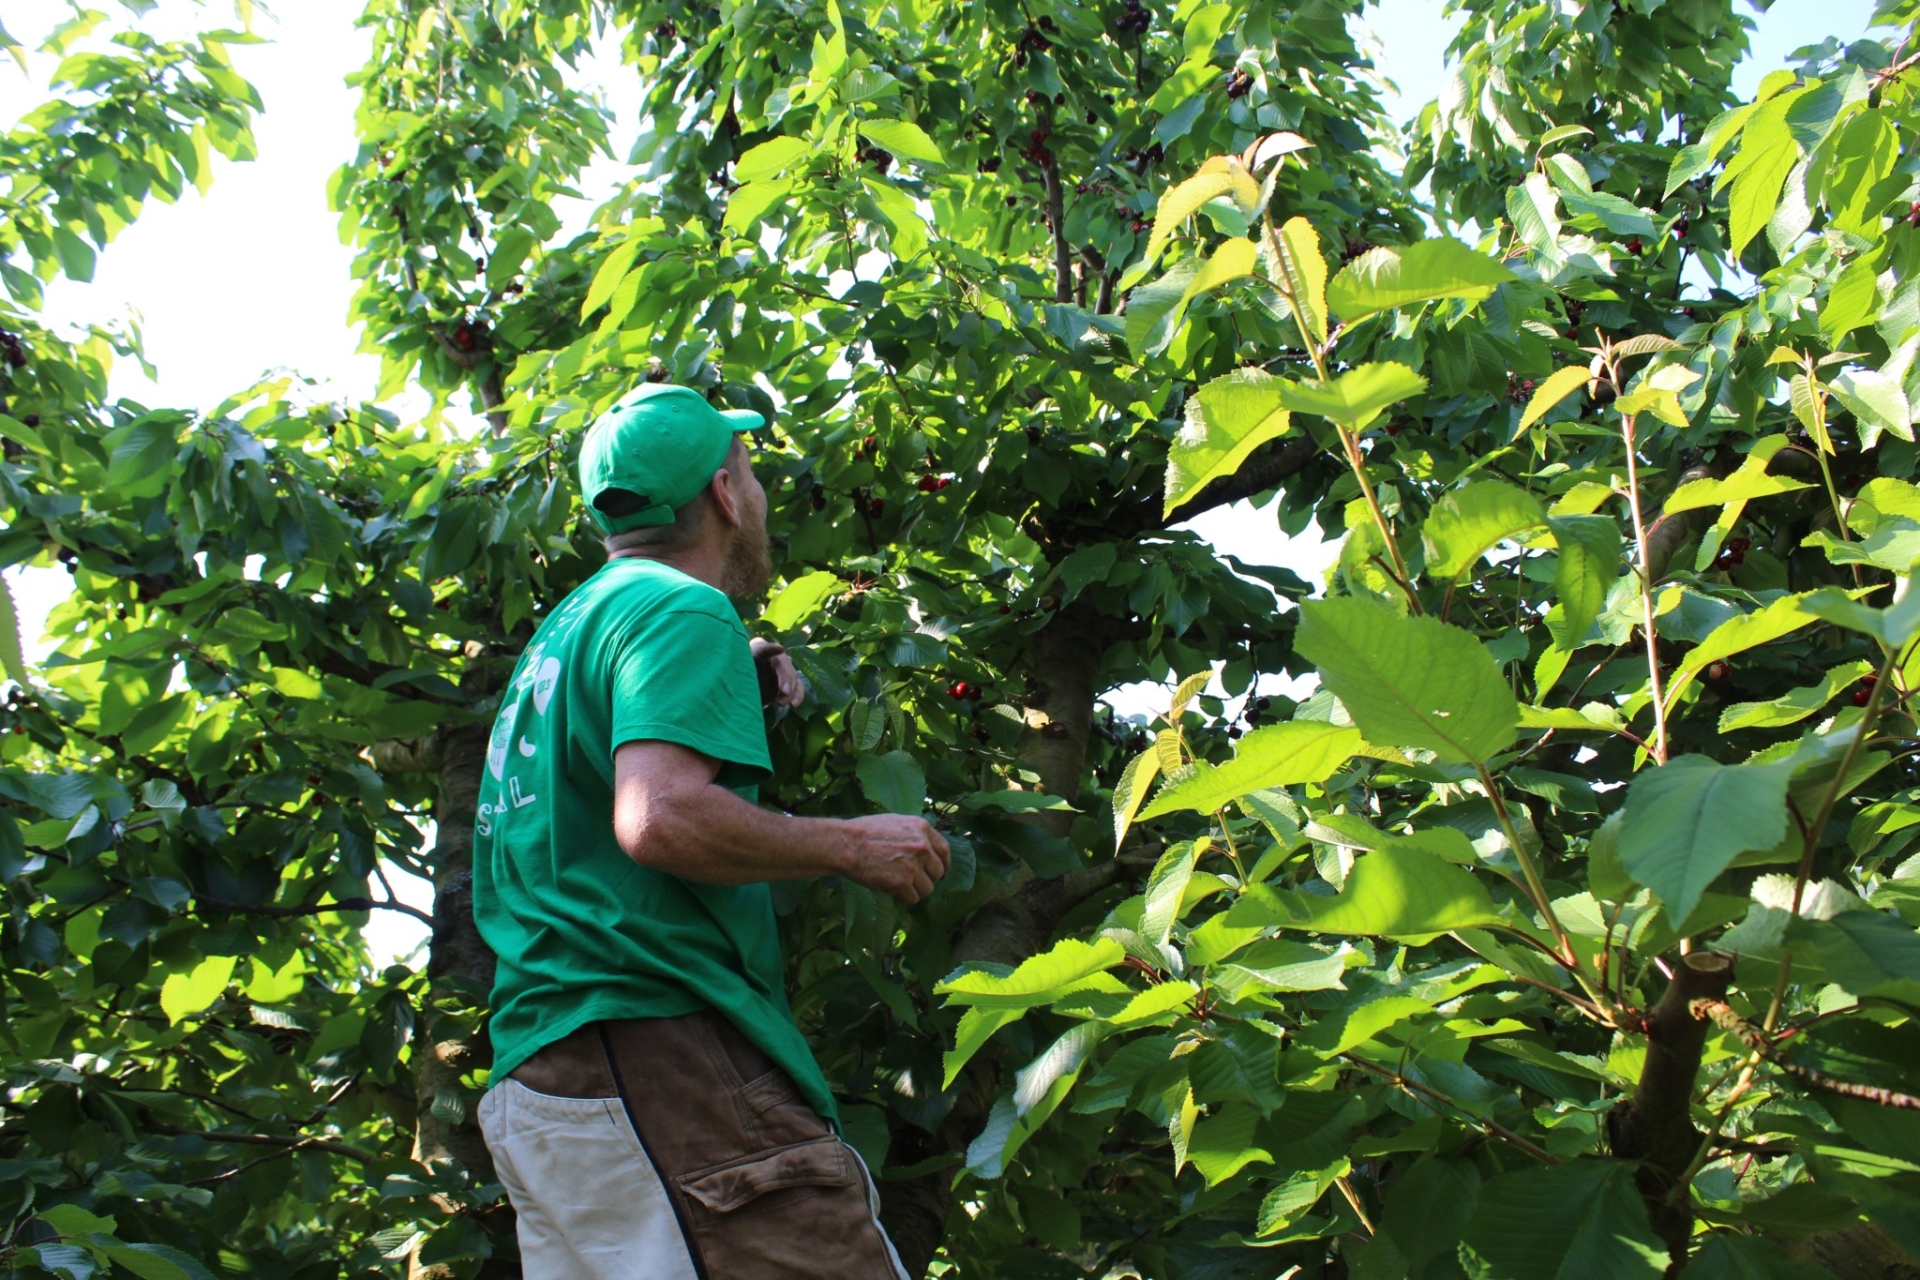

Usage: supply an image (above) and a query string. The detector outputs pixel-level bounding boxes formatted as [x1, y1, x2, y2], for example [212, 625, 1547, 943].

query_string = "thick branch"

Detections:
[1608, 951, 1734, 1270]
[1112, 434, 1319, 538]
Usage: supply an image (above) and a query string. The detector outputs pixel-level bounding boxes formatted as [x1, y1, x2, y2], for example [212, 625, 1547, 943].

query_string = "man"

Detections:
[472, 383, 950, 1279]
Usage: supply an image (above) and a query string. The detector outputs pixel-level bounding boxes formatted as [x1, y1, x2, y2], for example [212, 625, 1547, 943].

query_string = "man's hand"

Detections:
[750, 638, 807, 709]
[838, 815, 951, 905]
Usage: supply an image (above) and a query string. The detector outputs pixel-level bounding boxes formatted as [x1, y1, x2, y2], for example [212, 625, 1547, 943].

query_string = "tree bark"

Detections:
[1606, 951, 1734, 1272]
[401, 722, 514, 1280]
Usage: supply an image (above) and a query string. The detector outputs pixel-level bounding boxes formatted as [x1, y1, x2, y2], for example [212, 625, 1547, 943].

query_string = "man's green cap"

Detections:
[579, 384, 765, 534]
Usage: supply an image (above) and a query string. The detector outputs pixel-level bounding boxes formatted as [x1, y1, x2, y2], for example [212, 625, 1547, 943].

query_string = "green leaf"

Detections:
[1140, 842, 1198, 945]
[1549, 515, 1622, 645]
[944, 1007, 1024, 1088]
[0, 573, 30, 688]
[1802, 585, 1920, 649]
[936, 937, 1126, 1008]
[402, 455, 457, 521]
[1278, 362, 1427, 431]
[1295, 597, 1519, 764]
[855, 118, 945, 166]
[1326, 238, 1517, 320]
[734, 135, 812, 181]
[1012, 1022, 1101, 1120]
[1381, 1156, 1480, 1267]
[1506, 172, 1564, 260]
[1786, 909, 1920, 1005]
[1558, 187, 1658, 238]
[762, 571, 840, 630]
[1257, 1160, 1348, 1236]
[1139, 721, 1361, 818]
[855, 749, 925, 814]
[1619, 755, 1794, 925]
[580, 236, 642, 320]
[160, 954, 237, 1025]
[105, 1244, 218, 1280]
[103, 418, 178, 498]
[1687, 1233, 1839, 1280]
[1663, 469, 1815, 515]
[1111, 747, 1161, 851]
[1822, 252, 1883, 343]
[1128, 157, 1261, 286]
[1663, 594, 1819, 715]
[1163, 369, 1293, 515]
[1728, 126, 1799, 255]
[52, 227, 97, 283]
[1141, 237, 1260, 357]
[1830, 369, 1913, 444]
[723, 177, 794, 234]
[1719, 661, 1871, 733]
[1423, 481, 1546, 581]
[1461, 1159, 1668, 1279]
[865, 178, 929, 260]
[1302, 847, 1504, 939]
[1188, 1104, 1271, 1185]
[37, 1204, 116, 1238]
[1513, 366, 1593, 437]
[1267, 216, 1328, 345]
[1124, 256, 1200, 359]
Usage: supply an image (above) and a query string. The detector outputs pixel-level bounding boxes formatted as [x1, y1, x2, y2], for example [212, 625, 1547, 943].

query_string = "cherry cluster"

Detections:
[1507, 375, 1537, 405]
[1011, 17, 1053, 68]
[1114, 0, 1151, 36]
[1711, 535, 1752, 573]
[915, 473, 953, 492]
[0, 329, 27, 369]
[1021, 123, 1052, 167]
[1908, 201, 1920, 226]
[1225, 69, 1253, 99]
[856, 145, 894, 174]
[1340, 237, 1375, 263]
[1854, 673, 1879, 707]
[653, 18, 677, 40]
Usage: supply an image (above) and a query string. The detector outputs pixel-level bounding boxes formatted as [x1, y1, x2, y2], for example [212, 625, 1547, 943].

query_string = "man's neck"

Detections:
[607, 544, 730, 594]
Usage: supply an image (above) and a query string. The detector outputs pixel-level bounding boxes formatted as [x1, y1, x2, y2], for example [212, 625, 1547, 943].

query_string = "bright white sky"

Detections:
[0, 0, 1876, 959]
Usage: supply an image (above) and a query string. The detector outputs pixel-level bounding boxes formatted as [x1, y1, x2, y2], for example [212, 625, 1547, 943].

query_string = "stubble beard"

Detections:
[722, 510, 773, 603]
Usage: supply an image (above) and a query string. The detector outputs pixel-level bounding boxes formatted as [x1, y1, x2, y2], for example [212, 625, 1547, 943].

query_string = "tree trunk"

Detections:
[880, 604, 1111, 1277]
[396, 722, 514, 1280]
[1607, 951, 1734, 1272]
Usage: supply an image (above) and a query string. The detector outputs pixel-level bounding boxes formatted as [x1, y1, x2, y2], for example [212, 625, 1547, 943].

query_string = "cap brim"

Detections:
[720, 407, 766, 432]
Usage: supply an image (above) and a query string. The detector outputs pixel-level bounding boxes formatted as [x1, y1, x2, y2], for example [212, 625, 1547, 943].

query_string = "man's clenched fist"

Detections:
[838, 814, 951, 905]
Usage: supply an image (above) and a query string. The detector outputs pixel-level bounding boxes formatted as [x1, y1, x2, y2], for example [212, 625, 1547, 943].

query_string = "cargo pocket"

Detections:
[677, 1137, 899, 1278]
[679, 1136, 856, 1214]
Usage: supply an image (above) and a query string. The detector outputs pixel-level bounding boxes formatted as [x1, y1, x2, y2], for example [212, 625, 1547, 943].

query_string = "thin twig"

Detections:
[1692, 999, 1920, 1111]
[1340, 1053, 1559, 1165]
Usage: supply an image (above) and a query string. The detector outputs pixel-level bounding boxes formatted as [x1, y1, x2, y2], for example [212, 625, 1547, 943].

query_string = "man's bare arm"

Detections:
[612, 740, 950, 904]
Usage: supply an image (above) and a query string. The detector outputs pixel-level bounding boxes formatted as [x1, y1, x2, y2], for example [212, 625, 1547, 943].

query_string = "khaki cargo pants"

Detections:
[477, 1011, 910, 1279]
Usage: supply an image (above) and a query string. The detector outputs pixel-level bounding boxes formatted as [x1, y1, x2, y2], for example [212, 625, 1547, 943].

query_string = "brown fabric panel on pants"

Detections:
[595, 1012, 904, 1279]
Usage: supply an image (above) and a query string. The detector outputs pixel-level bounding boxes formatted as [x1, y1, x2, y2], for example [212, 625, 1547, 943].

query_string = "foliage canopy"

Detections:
[3, 0, 1920, 1277]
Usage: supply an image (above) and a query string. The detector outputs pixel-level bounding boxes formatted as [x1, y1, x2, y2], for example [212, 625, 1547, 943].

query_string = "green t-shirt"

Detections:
[473, 558, 836, 1122]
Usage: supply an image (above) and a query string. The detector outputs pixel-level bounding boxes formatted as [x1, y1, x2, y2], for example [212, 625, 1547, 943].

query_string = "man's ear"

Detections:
[708, 464, 744, 529]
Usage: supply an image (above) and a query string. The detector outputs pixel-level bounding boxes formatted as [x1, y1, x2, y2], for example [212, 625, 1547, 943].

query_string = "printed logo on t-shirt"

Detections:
[477, 591, 592, 836]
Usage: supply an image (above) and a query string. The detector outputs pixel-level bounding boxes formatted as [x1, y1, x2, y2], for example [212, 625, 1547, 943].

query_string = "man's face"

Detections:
[721, 443, 772, 602]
